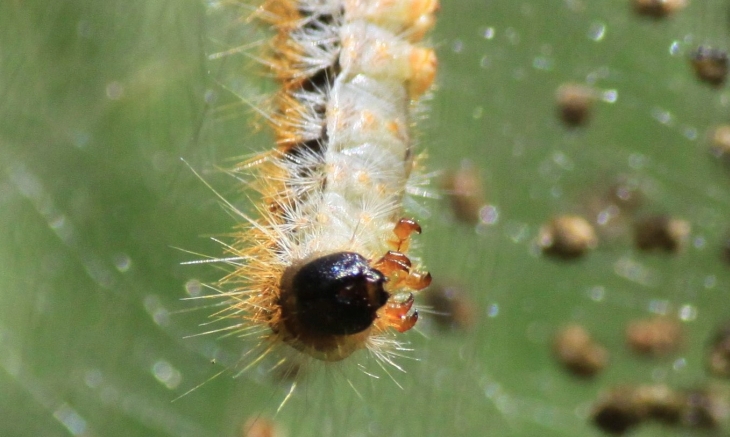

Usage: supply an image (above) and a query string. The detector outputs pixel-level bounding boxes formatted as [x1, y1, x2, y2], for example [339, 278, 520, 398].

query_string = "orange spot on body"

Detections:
[409, 48, 437, 97]
[408, 0, 439, 40]
[356, 170, 371, 185]
[360, 110, 377, 130]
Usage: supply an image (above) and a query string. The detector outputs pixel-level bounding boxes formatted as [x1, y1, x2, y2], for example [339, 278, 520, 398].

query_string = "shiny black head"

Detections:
[283, 252, 389, 336]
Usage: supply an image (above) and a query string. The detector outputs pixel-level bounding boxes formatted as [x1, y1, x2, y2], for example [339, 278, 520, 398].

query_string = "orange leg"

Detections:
[375, 250, 411, 273]
[384, 293, 419, 333]
[390, 218, 422, 251]
[405, 270, 432, 291]
[374, 250, 411, 288]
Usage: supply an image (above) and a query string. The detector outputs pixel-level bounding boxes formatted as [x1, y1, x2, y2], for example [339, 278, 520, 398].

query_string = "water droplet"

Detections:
[678, 304, 697, 321]
[151, 360, 182, 390]
[587, 22, 606, 42]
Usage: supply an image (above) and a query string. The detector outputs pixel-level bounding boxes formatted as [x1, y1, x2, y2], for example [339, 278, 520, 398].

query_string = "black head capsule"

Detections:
[280, 252, 389, 337]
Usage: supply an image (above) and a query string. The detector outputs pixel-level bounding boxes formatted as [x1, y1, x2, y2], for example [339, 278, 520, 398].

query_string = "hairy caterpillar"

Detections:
[202, 0, 438, 379]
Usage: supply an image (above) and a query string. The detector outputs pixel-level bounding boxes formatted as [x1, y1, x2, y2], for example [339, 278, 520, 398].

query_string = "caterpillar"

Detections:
[205, 0, 438, 376]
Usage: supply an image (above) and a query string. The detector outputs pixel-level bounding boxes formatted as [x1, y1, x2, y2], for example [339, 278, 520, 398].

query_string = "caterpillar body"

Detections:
[210, 0, 438, 371]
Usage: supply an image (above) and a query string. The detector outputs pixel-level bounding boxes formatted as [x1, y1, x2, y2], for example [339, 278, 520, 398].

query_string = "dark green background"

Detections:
[2, 1, 730, 436]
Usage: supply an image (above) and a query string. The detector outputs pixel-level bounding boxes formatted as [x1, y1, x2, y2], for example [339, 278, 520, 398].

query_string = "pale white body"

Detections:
[274, 1, 415, 265]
